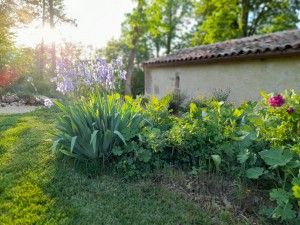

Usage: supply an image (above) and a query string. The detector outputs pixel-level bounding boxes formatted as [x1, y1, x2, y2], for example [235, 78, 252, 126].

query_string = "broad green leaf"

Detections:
[260, 90, 269, 99]
[138, 134, 143, 142]
[90, 130, 99, 155]
[112, 146, 123, 156]
[90, 130, 99, 145]
[270, 189, 290, 206]
[246, 167, 265, 179]
[259, 148, 293, 167]
[274, 203, 296, 221]
[70, 136, 77, 153]
[211, 155, 221, 168]
[287, 160, 300, 168]
[53, 100, 67, 112]
[259, 205, 274, 217]
[60, 149, 80, 158]
[103, 130, 112, 152]
[250, 118, 264, 126]
[237, 149, 250, 164]
[138, 148, 152, 163]
[114, 130, 127, 145]
[292, 177, 300, 186]
[233, 108, 244, 118]
[51, 138, 62, 154]
[151, 95, 159, 105]
[189, 103, 197, 115]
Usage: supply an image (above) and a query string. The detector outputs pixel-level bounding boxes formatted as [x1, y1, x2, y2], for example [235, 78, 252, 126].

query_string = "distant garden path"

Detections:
[0, 105, 37, 114]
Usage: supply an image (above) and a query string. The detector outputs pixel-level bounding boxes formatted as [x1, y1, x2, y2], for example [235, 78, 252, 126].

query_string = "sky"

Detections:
[15, 0, 135, 49]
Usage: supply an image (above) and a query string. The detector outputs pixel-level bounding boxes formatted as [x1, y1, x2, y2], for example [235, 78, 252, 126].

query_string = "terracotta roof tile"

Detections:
[143, 29, 300, 66]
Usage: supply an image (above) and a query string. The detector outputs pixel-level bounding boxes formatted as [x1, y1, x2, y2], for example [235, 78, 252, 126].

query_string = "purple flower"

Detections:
[50, 77, 58, 83]
[27, 77, 33, 82]
[269, 94, 285, 107]
[115, 57, 123, 68]
[119, 70, 127, 80]
[287, 106, 295, 114]
[57, 81, 74, 94]
[96, 57, 106, 65]
[54, 57, 125, 94]
[44, 98, 54, 108]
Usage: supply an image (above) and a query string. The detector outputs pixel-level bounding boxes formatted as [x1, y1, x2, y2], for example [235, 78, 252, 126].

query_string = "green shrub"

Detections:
[52, 93, 147, 165]
[167, 91, 188, 114]
[165, 100, 243, 172]
[142, 95, 173, 130]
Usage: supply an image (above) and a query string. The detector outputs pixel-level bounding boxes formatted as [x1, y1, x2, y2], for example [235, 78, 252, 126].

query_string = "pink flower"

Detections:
[268, 94, 285, 107]
[287, 106, 295, 114]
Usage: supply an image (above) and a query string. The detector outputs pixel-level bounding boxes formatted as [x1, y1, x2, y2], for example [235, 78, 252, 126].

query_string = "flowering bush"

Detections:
[257, 90, 300, 147]
[268, 94, 285, 107]
[238, 90, 300, 222]
[51, 57, 126, 96]
[51, 57, 160, 175]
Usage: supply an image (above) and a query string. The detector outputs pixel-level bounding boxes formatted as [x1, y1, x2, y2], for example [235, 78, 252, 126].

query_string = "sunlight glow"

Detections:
[39, 25, 61, 45]
[15, 0, 135, 48]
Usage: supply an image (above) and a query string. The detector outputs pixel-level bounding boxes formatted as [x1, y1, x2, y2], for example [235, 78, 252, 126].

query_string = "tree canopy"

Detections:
[1, 0, 299, 94]
[192, 0, 300, 45]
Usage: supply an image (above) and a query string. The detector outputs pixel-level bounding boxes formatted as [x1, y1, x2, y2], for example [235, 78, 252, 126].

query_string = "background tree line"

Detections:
[98, 0, 299, 95]
[1, 0, 299, 96]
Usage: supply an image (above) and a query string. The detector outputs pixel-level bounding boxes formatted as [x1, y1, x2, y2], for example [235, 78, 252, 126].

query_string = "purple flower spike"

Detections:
[269, 94, 285, 107]
[27, 77, 33, 82]
[96, 57, 106, 65]
[57, 81, 74, 94]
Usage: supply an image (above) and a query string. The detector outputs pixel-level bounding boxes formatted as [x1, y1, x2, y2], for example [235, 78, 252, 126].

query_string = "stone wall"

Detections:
[144, 56, 300, 104]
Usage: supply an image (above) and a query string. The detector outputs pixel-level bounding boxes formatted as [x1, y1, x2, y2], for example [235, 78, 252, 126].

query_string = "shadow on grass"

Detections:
[0, 112, 72, 224]
[0, 112, 212, 225]
[44, 156, 212, 225]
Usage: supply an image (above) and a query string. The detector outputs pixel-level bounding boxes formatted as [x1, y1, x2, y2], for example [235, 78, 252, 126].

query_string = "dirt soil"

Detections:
[0, 105, 38, 114]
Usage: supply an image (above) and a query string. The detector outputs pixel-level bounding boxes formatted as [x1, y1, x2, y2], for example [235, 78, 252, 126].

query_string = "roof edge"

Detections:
[143, 49, 300, 68]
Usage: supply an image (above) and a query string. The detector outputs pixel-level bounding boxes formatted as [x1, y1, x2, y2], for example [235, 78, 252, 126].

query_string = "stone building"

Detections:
[143, 29, 300, 103]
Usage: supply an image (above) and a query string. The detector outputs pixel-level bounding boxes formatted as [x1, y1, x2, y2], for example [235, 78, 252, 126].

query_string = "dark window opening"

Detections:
[175, 75, 180, 89]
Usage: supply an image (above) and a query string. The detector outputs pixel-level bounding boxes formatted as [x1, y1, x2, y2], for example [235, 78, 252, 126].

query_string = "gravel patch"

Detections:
[0, 105, 38, 114]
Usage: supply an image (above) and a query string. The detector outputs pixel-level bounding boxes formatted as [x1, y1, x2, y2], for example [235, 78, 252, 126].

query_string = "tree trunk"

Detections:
[125, 42, 137, 95]
[125, 2, 144, 95]
[40, 0, 46, 80]
[166, 0, 174, 55]
[49, 0, 56, 77]
[241, 0, 249, 37]
[166, 33, 172, 55]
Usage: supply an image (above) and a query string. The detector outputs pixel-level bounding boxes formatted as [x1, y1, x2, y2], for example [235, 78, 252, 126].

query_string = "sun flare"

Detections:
[39, 25, 61, 45]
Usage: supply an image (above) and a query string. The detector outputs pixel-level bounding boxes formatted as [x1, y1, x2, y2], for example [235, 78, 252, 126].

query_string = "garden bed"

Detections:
[0, 110, 241, 225]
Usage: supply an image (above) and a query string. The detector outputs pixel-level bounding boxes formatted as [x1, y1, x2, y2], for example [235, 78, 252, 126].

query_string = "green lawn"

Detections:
[0, 109, 217, 225]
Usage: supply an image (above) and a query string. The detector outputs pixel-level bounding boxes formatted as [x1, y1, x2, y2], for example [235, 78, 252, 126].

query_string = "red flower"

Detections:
[269, 94, 285, 107]
[287, 106, 295, 114]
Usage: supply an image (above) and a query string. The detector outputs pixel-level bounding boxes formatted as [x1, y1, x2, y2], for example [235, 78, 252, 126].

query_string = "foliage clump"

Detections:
[50, 57, 300, 223]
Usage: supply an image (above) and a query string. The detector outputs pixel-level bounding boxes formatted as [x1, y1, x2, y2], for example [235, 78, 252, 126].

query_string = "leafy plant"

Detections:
[167, 91, 188, 114]
[143, 95, 172, 130]
[166, 100, 243, 172]
[52, 93, 146, 165]
[238, 90, 300, 223]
